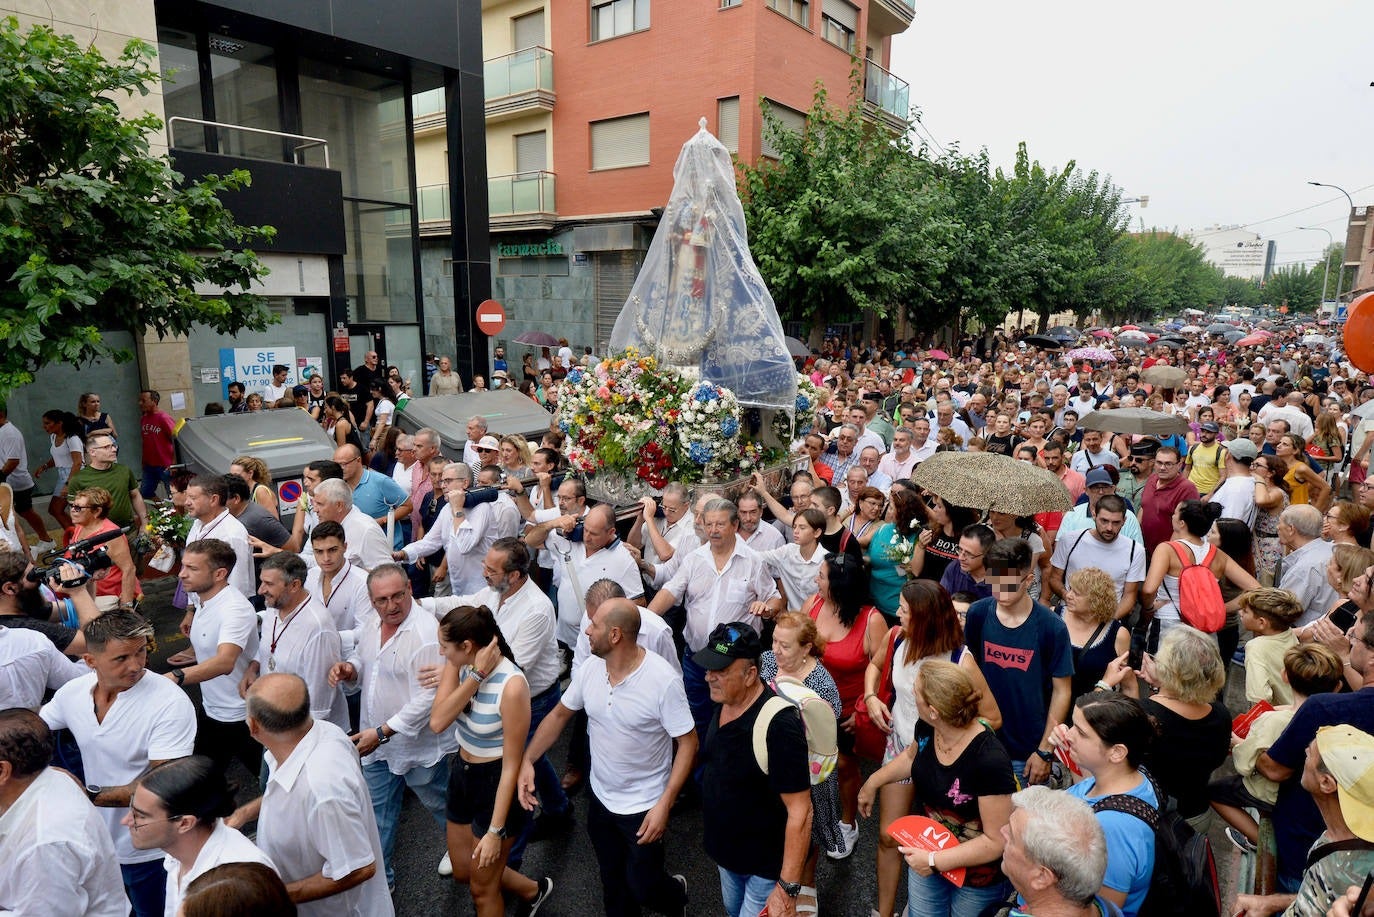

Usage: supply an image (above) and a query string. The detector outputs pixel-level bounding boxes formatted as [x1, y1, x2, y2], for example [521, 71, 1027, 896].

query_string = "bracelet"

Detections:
[1094, 679, 1114, 692]
[928, 850, 937, 871]
[863, 693, 876, 702]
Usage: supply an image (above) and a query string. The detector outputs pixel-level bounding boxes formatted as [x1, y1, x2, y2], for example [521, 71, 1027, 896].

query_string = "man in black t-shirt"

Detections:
[697, 622, 812, 917]
[983, 412, 1024, 457]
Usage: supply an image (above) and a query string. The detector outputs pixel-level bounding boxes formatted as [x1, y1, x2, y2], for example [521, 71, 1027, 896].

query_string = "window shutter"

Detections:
[760, 101, 806, 159]
[515, 131, 547, 173]
[717, 97, 740, 154]
[513, 10, 545, 49]
[822, 0, 858, 30]
[590, 113, 650, 170]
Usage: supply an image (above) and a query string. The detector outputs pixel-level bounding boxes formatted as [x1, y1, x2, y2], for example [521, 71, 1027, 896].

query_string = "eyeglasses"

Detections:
[90, 441, 117, 450]
[958, 549, 984, 559]
[127, 810, 181, 828]
[70, 504, 94, 511]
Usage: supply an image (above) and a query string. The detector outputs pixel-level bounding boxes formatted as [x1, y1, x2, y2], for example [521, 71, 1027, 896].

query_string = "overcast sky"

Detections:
[889, 1, 1374, 269]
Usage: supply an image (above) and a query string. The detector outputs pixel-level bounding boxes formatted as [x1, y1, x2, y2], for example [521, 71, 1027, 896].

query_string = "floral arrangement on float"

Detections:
[558, 348, 786, 491]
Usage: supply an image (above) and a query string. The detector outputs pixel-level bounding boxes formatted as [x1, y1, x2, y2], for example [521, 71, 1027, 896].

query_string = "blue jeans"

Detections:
[362, 756, 450, 885]
[718, 867, 775, 917]
[681, 650, 714, 744]
[139, 465, 170, 499]
[907, 870, 1009, 917]
[509, 683, 570, 868]
[123, 859, 168, 917]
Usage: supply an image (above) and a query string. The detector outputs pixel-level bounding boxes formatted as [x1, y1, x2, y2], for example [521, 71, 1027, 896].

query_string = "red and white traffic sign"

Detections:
[476, 299, 506, 336]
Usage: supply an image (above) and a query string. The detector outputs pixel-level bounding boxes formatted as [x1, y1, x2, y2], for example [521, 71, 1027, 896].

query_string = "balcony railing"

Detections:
[488, 170, 556, 222]
[484, 47, 555, 121]
[863, 59, 910, 127]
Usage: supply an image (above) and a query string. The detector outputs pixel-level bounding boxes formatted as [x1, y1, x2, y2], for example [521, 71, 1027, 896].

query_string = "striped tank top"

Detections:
[456, 656, 525, 758]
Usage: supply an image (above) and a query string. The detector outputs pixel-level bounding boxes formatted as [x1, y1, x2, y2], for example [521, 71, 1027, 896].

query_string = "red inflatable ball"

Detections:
[1345, 292, 1374, 374]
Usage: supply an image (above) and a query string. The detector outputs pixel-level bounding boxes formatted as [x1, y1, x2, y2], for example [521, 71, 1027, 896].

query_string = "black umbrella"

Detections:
[1136, 325, 1164, 334]
[1045, 326, 1080, 340]
[1153, 338, 1186, 350]
[1222, 329, 1246, 343]
[1021, 335, 1065, 349]
[1205, 323, 1232, 335]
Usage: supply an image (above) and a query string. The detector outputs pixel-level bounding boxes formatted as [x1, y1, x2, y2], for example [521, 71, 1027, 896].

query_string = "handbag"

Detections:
[852, 625, 900, 762]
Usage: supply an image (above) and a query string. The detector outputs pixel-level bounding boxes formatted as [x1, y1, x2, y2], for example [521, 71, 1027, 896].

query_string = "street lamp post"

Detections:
[1297, 225, 1334, 306]
[1308, 181, 1355, 303]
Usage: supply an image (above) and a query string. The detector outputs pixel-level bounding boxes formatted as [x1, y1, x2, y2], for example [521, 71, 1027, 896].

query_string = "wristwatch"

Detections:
[375, 726, 390, 745]
[1034, 748, 1054, 763]
[85, 783, 103, 801]
[487, 824, 508, 839]
[778, 881, 802, 898]
[172, 668, 186, 686]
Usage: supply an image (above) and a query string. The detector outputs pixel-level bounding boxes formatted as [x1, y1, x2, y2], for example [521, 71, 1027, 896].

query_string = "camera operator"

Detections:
[0, 545, 103, 656]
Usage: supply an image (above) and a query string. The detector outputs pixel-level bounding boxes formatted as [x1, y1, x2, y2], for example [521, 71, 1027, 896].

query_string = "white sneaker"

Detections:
[437, 851, 453, 876]
[32, 540, 56, 555]
[827, 820, 859, 860]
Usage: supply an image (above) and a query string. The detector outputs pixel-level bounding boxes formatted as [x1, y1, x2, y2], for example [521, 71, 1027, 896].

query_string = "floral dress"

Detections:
[1254, 489, 1288, 582]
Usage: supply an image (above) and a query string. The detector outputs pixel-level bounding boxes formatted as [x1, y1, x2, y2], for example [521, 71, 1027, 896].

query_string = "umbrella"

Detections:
[1092, 329, 1114, 339]
[1253, 329, 1276, 338]
[1141, 365, 1187, 388]
[1021, 335, 1064, 349]
[1076, 407, 1190, 436]
[1137, 325, 1164, 334]
[784, 336, 810, 358]
[1185, 308, 1206, 316]
[1045, 326, 1080, 340]
[1120, 324, 1140, 331]
[910, 451, 1073, 515]
[927, 349, 951, 361]
[1067, 347, 1116, 363]
[1354, 400, 1374, 421]
[1205, 324, 1232, 335]
[513, 330, 560, 347]
[1153, 338, 1186, 350]
[1235, 333, 1267, 347]
[1222, 329, 1247, 344]
[895, 358, 918, 369]
[1180, 325, 1203, 333]
[1302, 334, 1329, 345]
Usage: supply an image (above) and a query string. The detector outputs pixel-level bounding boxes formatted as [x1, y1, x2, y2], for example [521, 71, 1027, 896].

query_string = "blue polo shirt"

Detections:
[352, 468, 410, 549]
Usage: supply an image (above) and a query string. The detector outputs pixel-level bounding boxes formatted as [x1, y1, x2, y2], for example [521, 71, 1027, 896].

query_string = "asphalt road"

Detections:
[137, 573, 1251, 917]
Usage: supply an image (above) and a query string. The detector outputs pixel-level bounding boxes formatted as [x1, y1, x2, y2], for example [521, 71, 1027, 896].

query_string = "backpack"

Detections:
[1091, 772, 1221, 917]
[1162, 541, 1225, 633]
[753, 676, 838, 786]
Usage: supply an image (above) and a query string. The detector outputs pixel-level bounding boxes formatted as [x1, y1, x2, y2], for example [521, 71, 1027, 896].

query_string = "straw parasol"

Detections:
[1140, 365, 1187, 389]
[1076, 408, 1189, 436]
[911, 452, 1073, 515]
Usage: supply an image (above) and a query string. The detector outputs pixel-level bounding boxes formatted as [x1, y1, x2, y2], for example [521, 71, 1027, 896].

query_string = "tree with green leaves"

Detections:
[0, 17, 274, 395]
[1113, 231, 1222, 323]
[737, 80, 958, 337]
[1263, 264, 1323, 311]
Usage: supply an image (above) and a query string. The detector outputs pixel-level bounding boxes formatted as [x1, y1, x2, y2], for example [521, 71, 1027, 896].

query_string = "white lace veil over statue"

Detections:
[610, 119, 798, 410]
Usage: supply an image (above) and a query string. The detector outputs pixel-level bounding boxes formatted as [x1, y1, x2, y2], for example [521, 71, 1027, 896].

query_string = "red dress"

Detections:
[808, 596, 877, 713]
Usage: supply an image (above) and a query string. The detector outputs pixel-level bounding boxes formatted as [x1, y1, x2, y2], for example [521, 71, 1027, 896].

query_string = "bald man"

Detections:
[520, 599, 695, 917]
[528, 503, 644, 647]
[333, 445, 410, 550]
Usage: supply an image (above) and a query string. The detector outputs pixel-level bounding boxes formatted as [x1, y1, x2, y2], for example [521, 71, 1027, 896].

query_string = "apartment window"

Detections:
[515, 131, 548, 173]
[760, 101, 806, 159]
[513, 10, 545, 49]
[717, 97, 740, 154]
[590, 113, 650, 170]
[720, 0, 742, 7]
[821, 0, 858, 52]
[767, 0, 809, 28]
[592, 0, 650, 41]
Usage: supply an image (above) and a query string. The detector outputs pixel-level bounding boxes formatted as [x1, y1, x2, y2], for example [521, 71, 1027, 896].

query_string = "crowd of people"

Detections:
[4, 319, 1374, 917]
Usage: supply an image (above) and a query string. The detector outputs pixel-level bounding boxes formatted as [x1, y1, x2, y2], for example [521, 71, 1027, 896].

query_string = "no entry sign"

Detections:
[476, 299, 506, 336]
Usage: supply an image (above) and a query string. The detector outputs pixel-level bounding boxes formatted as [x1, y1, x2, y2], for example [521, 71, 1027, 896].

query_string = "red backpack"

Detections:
[1164, 541, 1225, 633]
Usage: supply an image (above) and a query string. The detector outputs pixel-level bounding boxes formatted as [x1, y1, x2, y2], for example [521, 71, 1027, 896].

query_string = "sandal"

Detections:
[166, 649, 198, 668]
[797, 885, 818, 915]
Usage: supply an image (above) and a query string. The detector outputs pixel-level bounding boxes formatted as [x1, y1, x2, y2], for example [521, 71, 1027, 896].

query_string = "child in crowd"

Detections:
[1209, 643, 1344, 850]
[1236, 588, 1304, 706]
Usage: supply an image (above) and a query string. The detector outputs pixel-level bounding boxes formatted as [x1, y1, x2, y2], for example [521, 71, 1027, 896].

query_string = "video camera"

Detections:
[26, 526, 129, 585]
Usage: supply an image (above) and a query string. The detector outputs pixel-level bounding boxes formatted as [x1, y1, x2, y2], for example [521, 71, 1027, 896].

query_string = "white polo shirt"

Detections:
[560, 650, 695, 815]
[185, 510, 255, 602]
[258, 720, 394, 917]
[545, 535, 644, 645]
[662, 539, 781, 652]
[255, 598, 349, 731]
[0, 767, 128, 916]
[572, 607, 680, 677]
[41, 671, 197, 864]
[189, 585, 259, 723]
[0, 624, 86, 711]
[163, 819, 275, 917]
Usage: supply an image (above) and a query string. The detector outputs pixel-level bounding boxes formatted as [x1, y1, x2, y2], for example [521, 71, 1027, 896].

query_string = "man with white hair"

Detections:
[1276, 504, 1339, 628]
[461, 415, 488, 467]
[309, 478, 394, 571]
[999, 785, 1115, 917]
[857, 446, 892, 494]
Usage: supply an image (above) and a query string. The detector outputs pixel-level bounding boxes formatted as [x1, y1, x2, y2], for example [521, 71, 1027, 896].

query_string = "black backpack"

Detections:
[1090, 771, 1221, 917]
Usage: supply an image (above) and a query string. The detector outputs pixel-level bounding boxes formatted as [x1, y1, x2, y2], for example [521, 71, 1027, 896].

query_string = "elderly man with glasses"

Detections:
[65, 433, 146, 532]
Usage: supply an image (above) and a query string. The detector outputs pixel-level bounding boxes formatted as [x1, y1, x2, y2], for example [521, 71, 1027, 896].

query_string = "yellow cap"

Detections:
[1316, 725, 1374, 843]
